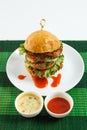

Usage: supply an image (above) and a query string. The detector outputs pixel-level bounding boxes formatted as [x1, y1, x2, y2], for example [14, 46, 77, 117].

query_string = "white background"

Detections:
[0, 0, 87, 40]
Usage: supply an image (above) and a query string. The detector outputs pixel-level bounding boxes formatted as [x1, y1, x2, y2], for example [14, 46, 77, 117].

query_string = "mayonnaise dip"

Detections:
[16, 93, 42, 114]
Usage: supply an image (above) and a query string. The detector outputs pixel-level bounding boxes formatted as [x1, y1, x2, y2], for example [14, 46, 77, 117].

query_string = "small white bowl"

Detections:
[15, 91, 43, 118]
[44, 92, 74, 118]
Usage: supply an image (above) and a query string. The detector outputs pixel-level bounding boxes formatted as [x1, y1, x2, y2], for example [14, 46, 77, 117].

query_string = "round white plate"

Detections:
[6, 43, 84, 96]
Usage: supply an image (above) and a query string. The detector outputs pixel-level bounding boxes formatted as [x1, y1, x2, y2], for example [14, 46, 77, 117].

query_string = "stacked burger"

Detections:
[19, 30, 64, 78]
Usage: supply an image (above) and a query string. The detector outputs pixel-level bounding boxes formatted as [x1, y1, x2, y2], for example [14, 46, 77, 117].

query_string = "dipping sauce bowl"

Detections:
[44, 92, 74, 118]
[15, 91, 43, 118]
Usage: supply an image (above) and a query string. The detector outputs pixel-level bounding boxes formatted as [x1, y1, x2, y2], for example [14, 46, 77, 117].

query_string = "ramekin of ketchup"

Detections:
[44, 92, 74, 118]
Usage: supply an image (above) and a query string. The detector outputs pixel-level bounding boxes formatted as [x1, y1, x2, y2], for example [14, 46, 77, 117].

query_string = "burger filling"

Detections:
[19, 43, 64, 78]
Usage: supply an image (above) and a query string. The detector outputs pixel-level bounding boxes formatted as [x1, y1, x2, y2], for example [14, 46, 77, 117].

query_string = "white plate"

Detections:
[6, 43, 84, 96]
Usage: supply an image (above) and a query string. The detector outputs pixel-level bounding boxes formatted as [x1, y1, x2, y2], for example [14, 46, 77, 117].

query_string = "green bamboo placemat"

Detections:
[0, 40, 87, 130]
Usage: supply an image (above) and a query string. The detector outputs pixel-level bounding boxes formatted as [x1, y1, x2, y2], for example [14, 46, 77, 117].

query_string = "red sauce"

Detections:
[51, 74, 61, 87]
[47, 97, 70, 114]
[32, 76, 48, 88]
[18, 75, 26, 80]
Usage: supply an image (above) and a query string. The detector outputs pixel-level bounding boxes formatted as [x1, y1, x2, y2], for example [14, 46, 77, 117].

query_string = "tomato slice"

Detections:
[46, 48, 63, 57]
[26, 47, 63, 60]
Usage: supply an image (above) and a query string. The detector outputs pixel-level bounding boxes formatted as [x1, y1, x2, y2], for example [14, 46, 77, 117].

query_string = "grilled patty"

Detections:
[25, 55, 64, 78]
[25, 61, 56, 70]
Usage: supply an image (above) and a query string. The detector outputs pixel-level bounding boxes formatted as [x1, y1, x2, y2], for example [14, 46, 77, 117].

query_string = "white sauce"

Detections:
[17, 94, 41, 114]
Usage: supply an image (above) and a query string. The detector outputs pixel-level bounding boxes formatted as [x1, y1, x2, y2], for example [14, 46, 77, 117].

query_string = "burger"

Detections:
[19, 30, 64, 78]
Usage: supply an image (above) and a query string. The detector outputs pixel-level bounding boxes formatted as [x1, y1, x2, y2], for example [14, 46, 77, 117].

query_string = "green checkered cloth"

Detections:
[0, 41, 87, 130]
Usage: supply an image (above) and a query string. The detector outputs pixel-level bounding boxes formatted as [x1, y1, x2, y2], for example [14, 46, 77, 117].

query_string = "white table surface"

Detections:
[0, 0, 87, 40]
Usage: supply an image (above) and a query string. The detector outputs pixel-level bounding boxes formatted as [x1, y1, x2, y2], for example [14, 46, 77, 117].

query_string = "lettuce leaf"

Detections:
[19, 44, 26, 55]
